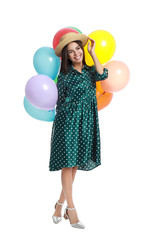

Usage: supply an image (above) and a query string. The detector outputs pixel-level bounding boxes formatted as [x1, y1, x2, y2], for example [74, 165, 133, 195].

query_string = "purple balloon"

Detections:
[25, 74, 58, 110]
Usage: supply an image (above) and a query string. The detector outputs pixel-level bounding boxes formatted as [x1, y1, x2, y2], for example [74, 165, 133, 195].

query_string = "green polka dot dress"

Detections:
[49, 64, 108, 171]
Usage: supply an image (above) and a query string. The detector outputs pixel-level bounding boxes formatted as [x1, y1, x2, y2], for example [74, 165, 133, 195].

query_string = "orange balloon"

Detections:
[96, 81, 113, 111]
[101, 60, 130, 93]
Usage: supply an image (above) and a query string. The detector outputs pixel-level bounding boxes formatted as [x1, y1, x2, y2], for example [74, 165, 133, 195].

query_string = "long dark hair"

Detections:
[60, 40, 86, 74]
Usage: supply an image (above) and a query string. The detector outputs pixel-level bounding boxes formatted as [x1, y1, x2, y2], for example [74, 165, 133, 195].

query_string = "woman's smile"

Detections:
[74, 55, 82, 60]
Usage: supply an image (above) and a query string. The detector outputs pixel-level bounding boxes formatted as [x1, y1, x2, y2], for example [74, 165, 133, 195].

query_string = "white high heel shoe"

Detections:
[63, 206, 85, 229]
[52, 201, 64, 224]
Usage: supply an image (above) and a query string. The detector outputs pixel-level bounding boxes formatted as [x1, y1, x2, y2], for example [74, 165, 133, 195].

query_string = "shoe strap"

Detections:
[66, 206, 75, 210]
[57, 201, 64, 206]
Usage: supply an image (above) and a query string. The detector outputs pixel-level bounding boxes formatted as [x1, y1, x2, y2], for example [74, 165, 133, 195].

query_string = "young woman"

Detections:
[49, 32, 108, 229]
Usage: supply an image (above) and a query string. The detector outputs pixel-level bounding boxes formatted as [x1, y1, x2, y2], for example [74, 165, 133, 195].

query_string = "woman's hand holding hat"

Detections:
[87, 37, 96, 56]
[87, 37, 104, 75]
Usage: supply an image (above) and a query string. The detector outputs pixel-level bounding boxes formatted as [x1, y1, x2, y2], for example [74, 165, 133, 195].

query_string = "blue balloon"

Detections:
[23, 96, 56, 122]
[33, 47, 60, 80]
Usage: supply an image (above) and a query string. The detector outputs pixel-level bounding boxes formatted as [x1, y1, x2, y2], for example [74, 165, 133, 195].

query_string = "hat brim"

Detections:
[55, 34, 88, 57]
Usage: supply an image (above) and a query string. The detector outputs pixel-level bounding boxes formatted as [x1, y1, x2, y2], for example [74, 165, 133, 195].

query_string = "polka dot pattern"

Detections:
[49, 64, 108, 171]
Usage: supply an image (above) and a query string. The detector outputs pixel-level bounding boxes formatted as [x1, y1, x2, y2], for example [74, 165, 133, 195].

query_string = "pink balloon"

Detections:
[101, 61, 130, 93]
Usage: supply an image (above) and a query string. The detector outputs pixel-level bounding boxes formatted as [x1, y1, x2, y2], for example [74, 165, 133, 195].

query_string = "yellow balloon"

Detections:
[84, 30, 116, 65]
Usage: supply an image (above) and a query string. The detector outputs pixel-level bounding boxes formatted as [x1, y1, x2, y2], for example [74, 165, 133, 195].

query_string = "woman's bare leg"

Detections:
[61, 166, 79, 224]
[58, 166, 78, 203]
[53, 166, 78, 217]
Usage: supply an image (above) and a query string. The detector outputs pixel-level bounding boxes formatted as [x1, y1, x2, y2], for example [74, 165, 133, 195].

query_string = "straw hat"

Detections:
[55, 32, 88, 57]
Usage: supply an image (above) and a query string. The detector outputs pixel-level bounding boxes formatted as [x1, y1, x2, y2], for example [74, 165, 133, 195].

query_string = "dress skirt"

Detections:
[49, 90, 101, 171]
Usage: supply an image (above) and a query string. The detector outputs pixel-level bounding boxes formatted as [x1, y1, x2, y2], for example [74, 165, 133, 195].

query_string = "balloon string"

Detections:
[96, 92, 105, 101]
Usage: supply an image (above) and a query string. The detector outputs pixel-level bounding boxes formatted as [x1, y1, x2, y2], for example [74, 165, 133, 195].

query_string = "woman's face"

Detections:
[67, 42, 83, 64]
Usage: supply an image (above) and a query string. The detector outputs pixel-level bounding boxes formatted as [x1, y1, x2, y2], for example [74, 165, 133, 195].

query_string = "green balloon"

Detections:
[54, 76, 58, 84]
[67, 26, 82, 33]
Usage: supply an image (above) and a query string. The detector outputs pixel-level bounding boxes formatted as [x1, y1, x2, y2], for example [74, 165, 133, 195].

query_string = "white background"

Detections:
[0, 0, 150, 239]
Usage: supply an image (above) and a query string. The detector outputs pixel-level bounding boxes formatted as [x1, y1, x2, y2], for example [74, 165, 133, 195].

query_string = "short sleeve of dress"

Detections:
[56, 73, 66, 111]
[90, 65, 108, 81]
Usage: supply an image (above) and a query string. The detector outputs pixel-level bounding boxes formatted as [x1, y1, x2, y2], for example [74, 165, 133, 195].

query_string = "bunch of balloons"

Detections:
[24, 26, 130, 121]
[24, 48, 60, 122]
